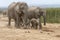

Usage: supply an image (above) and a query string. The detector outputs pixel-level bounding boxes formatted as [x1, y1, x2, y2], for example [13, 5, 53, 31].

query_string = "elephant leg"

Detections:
[22, 16, 27, 29]
[15, 20, 18, 28]
[31, 21, 34, 29]
[18, 18, 23, 28]
[35, 24, 38, 29]
[31, 24, 34, 29]
[16, 15, 20, 28]
[36, 23, 38, 29]
[26, 19, 30, 29]
[39, 19, 42, 29]
[33, 24, 37, 29]
[15, 19, 17, 27]
[31, 25, 33, 28]
[15, 19, 19, 28]
[24, 19, 28, 29]
[23, 17, 30, 29]
[8, 17, 11, 26]
[43, 16, 46, 25]
[31, 24, 33, 29]
[19, 18, 21, 27]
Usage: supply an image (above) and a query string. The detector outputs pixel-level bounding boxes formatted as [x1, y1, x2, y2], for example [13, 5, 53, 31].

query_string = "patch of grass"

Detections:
[41, 8, 60, 23]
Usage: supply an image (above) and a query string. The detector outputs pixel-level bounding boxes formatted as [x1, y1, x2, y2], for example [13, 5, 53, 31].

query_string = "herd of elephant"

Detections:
[3, 2, 46, 30]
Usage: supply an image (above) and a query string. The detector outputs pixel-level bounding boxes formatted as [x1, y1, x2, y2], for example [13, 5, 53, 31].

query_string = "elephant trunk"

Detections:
[43, 16, 46, 25]
[40, 10, 46, 25]
[41, 9, 46, 26]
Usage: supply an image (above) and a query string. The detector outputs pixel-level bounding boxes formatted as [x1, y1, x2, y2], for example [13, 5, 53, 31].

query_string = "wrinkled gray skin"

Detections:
[8, 2, 23, 28]
[30, 18, 38, 29]
[17, 2, 46, 29]
[17, 2, 28, 28]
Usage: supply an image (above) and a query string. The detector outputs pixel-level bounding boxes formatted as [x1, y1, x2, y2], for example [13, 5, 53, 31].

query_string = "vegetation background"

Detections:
[46, 8, 60, 23]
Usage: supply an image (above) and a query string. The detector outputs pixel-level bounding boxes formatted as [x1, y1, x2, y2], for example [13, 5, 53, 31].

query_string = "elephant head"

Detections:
[18, 2, 28, 13]
[15, 2, 28, 17]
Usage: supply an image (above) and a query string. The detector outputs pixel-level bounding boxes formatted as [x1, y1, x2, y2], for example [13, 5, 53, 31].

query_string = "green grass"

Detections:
[45, 8, 60, 23]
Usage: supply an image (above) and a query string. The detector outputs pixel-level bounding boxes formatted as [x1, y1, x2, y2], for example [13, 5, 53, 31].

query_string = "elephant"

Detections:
[19, 6, 46, 29]
[30, 18, 39, 29]
[7, 2, 24, 28]
[2, 10, 6, 16]
[14, 2, 46, 29]
[28, 7, 46, 29]
[2, 10, 8, 17]
[16, 2, 29, 28]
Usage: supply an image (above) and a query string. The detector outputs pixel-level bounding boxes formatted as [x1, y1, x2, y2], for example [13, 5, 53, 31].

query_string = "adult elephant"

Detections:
[18, 2, 46, 29]
[17, 2, 28, 28]
[7, 2, 24, 28]
[25, 7, 46, 29]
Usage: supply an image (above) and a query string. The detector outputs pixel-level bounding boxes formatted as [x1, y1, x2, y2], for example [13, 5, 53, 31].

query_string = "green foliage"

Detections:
[45, 8, 60, 23]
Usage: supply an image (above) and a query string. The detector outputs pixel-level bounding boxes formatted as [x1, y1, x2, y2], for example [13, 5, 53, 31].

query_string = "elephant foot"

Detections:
[23, 26, 27, 29]
[35, 27, 37, 29]
[7, 24, 12, 28]
[23, 27, 28, 29]
[7, 24, 10, 26]
[15, 26, 20, 29]
[7, 26, 11, 28]
[15, 25, 21, 29]
[39, 25, 42, 30]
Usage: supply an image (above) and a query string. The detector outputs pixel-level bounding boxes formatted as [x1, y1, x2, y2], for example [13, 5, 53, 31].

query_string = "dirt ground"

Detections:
[0, 15, 60, 40]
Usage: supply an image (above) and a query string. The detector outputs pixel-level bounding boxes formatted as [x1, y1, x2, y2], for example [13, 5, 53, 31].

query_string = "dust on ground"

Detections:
[0, 15, 60, 40]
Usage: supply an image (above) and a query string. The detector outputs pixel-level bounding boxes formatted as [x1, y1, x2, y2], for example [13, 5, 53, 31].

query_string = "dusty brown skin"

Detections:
[30, 19, 38, 29]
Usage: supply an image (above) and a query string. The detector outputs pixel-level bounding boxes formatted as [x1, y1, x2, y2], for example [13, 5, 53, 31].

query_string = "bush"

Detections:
[45, 8, 60, 23]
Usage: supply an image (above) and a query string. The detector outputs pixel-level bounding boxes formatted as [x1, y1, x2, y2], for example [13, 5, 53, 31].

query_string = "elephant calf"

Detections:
[30, 18, 39, 29]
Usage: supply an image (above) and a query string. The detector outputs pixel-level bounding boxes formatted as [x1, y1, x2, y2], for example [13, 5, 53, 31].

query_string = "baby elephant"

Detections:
[30, 18, 39, 29]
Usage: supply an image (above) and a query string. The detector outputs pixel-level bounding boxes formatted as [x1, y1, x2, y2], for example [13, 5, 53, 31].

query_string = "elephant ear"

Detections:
[19, 2, 28, 11]
[24, 2, 28, 9]
[8, 2, 17, 9]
